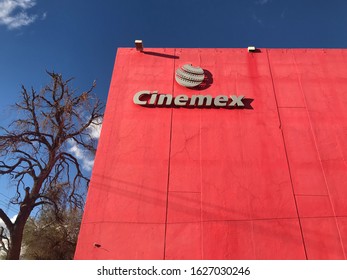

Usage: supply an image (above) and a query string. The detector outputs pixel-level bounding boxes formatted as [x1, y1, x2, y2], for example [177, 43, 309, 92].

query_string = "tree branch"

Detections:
[0, 209, 13, 232]
[0, 226, 9, 254]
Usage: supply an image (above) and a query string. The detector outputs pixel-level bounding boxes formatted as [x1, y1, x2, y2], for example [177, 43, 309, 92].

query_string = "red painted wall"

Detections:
[74, 48, 347, 260]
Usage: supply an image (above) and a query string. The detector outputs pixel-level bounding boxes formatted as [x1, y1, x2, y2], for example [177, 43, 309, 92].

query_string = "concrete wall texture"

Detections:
[74, 48, 347, 260]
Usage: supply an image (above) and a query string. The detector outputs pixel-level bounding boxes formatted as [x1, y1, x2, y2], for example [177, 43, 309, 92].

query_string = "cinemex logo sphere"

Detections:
[175, 64, 205, 88]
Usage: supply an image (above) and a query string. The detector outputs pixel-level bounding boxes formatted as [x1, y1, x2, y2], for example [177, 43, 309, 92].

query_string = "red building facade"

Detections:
[75, 48, 347, 259]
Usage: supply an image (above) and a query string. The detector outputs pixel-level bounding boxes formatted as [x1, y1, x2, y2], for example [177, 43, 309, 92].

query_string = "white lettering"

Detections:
[133, 91, 151, 105]
[174, 95, 189, 106]
[133, 91, 247, 108]
[229, 95, 244, 107]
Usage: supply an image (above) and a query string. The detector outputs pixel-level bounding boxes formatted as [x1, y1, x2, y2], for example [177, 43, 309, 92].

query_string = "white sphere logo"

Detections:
[175, 64, 205, 88]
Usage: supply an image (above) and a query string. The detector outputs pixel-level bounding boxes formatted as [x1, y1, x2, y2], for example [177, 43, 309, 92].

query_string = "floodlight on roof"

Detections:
[248, 46, 256, 52]
[135, 40, 143, 51]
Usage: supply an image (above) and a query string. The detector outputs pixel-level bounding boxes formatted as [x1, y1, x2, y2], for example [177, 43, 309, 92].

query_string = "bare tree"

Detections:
[0, 71, 103, 259]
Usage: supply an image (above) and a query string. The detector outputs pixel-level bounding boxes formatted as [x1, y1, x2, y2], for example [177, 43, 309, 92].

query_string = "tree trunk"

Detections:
[7, 211, 30, 260]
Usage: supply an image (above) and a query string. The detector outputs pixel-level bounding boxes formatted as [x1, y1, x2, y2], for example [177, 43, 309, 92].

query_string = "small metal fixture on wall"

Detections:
[135, 40, 143, 51]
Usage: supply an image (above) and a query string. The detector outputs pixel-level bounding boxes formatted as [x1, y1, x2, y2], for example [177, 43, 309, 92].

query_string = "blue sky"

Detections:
[1, 0, 347, 111]
[1, 0, 347, 218]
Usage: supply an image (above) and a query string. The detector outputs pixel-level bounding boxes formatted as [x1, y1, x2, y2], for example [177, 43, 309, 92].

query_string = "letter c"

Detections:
[133, 91, 151, 105]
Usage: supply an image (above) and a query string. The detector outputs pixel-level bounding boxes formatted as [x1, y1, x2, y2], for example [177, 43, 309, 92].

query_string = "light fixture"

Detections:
[248, 46, 256, 52]
[135, 40, 143, 51]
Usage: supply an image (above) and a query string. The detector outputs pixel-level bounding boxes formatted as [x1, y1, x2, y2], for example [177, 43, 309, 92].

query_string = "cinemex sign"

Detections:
[133, 64, 246, 108]
[133, 91, 244, 108]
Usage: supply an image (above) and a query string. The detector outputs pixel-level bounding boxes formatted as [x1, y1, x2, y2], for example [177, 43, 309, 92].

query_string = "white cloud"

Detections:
[252, 13, 263, 25]
[67, 118, 103, 172]
[256, 0, 270, 5]
[87, 117, 103, 140]
[68, 118, 103, 172]
[41, 11, 46, 20]
[0, 0, 44, 29]
[68, 140, 95, 172]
